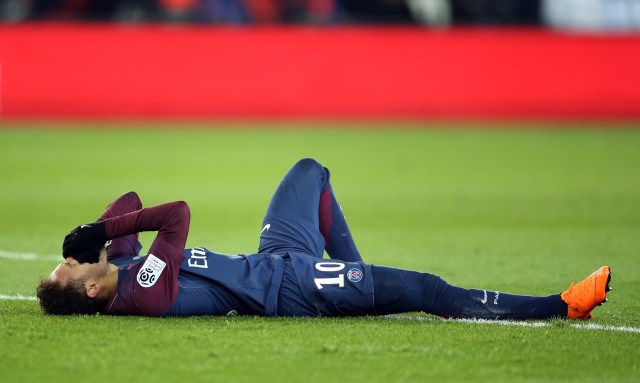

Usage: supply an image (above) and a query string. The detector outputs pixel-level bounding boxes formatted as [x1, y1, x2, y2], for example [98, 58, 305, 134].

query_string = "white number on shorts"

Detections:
[314, 262, 345, 290]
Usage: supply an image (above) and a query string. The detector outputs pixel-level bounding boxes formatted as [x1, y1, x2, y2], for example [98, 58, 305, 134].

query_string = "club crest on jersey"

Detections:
[347, 268, 363, 283]
[136, 254, 166, 288]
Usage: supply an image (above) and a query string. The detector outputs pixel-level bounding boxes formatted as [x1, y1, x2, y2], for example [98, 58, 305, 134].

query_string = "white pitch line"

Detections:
[0, 249, 60, 262]
[0, 294, 37, 301]
[572, 322, 640, 333]
[390, 315, 640, 334]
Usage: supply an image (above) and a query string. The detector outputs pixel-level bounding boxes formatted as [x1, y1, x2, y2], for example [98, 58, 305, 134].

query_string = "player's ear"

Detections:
[85, 282, 100, 299]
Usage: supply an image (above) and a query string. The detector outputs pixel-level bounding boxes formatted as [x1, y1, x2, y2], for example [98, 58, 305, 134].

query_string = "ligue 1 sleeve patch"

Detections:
[136, 254, 166, 288]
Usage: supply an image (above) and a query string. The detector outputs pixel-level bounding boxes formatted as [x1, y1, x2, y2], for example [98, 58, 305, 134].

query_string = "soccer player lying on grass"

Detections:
[37, 158, 611, 320]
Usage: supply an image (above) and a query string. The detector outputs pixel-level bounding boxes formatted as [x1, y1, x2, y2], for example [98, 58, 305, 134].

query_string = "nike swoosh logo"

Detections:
[480, 290, 488, 304]
[80, 225, 91, 229]
[261, 224, 271, 235]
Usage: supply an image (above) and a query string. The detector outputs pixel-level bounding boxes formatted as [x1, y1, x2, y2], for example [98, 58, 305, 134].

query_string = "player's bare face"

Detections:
[50, 249, 109, 287]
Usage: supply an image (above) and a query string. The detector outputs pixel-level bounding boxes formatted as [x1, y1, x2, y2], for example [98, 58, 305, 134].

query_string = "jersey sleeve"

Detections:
[103, 201, 190, 316]
[97, 191, 143, 261]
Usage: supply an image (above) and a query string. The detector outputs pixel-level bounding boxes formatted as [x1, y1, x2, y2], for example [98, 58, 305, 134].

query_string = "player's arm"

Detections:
[104, 200, 190, 261]
[104, 201, 190, 315]
[96, 191, 144, 261]
[64, 201, 190, 315]
[97, 191, 143, 222]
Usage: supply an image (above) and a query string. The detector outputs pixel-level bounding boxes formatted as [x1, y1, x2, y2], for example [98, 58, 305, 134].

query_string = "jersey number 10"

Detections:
[314, 262, 345, 290]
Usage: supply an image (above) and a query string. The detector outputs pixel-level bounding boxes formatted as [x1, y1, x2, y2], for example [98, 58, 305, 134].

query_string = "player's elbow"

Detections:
[122, 191, 143, 210]
[172, 201, 191, 222]
[161, 200, 191, 231]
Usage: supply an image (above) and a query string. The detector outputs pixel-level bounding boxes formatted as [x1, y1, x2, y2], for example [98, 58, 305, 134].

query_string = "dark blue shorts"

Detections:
[277, 253, 376, 317]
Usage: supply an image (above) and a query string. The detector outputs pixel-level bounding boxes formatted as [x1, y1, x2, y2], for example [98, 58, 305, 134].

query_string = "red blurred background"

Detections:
[1, 1, 639, 121]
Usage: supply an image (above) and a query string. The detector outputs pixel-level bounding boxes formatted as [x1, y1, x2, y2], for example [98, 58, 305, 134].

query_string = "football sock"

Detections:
[318, 171, 363, 262]
[372, 266, 568, 320]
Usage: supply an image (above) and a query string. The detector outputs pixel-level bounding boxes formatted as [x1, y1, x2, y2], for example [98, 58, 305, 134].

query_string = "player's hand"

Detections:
[62, 222, 108, 263]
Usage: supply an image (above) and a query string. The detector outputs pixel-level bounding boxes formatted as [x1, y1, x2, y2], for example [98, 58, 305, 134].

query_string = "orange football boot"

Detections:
[561, 266, 611, 320]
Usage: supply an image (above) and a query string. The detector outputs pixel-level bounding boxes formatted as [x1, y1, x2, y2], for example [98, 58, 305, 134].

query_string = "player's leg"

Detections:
[371, 265, 611, 320]
[259, 158, 362, 262]
[97, 191, 143, 261]
[259, 158, 327, 257]
[318, 174, 363, 262]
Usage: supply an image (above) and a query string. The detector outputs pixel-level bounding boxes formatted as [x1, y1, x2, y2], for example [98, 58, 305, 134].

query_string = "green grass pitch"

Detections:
[1, 122, 639, 382]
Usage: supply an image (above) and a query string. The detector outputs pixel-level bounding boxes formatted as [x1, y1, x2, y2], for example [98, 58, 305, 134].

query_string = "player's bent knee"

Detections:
[293, 158, 322, 171]
[291, 158, 325, 178]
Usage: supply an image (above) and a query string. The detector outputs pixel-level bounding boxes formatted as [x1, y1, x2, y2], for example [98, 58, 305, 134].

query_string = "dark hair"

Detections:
[36, 277, 108, 315]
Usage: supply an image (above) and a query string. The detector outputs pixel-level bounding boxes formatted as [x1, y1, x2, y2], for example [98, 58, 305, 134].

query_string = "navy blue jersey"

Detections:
[109, 248, 285, 316]
[108, 248, 375, 317]
[165, 248, 285, 316]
